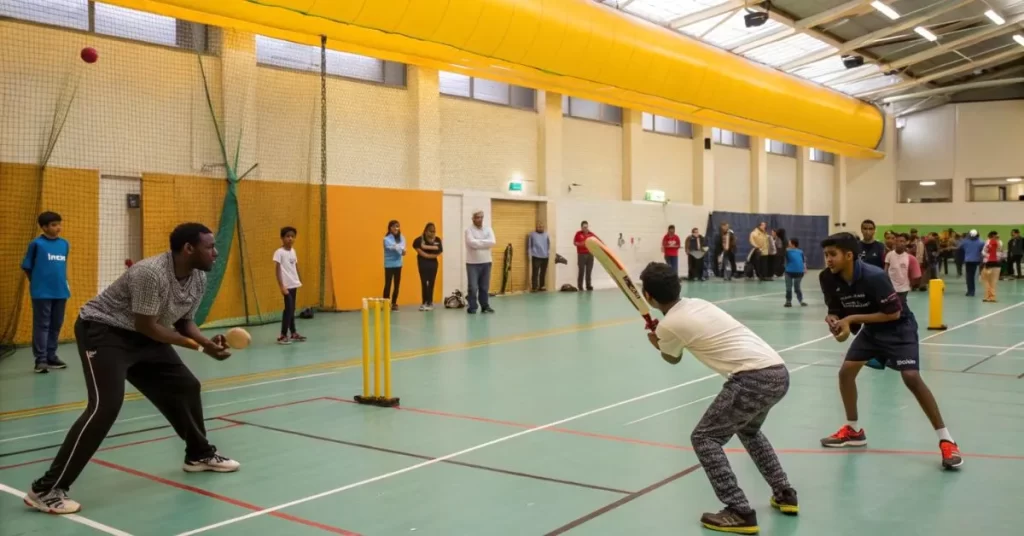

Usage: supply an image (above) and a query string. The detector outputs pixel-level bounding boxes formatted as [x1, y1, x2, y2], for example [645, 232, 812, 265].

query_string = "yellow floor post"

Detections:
[373, 299, 382, 398]
[928, 278, 947, 330]
[361, 299, 370, 397]
[384, 298, 392, 399]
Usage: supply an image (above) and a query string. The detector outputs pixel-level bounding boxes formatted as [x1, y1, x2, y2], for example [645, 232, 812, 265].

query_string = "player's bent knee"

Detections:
[900, 369, 924, 387]
[176, 375, 202, 395]
[838, 362, 862, 380]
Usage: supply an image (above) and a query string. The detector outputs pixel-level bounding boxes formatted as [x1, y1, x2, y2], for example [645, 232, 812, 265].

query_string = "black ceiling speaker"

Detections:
[842, 55, 865, 69]
[744, 1, 771, 28]
[744, 11, 769, 27]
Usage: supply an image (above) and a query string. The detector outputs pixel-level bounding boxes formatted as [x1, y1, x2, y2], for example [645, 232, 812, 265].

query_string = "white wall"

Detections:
[98, 176, 141, 290]
[847, 116, 896, 227]
[632, 131, 694, 203]
[895, 101, 1024, 224]
[553, 200, 708, 289]
[807, 162, 835, 225]
[712, 145, 751, 212]
[562, 118, 622, 201]
[767, 154, 796, 214]
[439, 96, 538, 194]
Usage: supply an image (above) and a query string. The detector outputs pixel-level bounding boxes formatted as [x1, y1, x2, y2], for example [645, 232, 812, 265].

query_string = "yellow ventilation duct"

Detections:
[103, 0, 885, 158]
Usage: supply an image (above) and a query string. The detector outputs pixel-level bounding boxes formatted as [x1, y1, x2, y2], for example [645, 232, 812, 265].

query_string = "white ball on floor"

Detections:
[225, 327, 251, 349]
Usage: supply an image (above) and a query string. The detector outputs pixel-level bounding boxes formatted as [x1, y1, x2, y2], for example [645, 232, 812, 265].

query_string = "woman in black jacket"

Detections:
[413, 222, 443, 311]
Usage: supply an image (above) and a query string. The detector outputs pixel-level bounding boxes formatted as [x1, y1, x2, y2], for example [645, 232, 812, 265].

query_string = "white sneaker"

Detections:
[24, 488, 81, 514]
[183, 453, 240, 473]
[425, 305, 433, 311]
[418, 304, 427, 311]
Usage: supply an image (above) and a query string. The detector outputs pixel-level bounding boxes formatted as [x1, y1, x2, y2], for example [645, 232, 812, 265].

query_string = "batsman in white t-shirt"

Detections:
[639, 262, 797, 535]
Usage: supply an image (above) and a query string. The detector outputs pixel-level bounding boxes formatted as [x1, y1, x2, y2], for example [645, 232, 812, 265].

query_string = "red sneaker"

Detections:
[820, 425, 867, 448]
[940, 440, 963, 470]
[290, 333, 307, 342]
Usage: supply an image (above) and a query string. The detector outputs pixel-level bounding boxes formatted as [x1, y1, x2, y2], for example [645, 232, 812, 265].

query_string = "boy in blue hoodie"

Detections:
[21, 212, 71, 373]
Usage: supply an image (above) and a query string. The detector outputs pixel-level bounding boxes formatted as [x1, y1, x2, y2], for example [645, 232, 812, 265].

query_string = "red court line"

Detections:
[324, 397, 1024, 462]
[0, 423, 241, 472]
[91, 459, 361, 536]
[216, 396, 330, 418]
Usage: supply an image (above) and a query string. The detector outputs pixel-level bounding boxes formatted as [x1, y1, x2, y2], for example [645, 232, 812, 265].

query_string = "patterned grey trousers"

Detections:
[691, 364, 791, 514]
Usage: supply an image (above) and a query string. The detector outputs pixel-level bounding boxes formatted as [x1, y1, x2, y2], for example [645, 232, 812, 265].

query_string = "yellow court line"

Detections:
[0, 317, 636, 422]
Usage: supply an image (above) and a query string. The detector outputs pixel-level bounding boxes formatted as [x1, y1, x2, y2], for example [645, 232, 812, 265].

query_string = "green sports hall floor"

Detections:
[1, 276, 1022, 536]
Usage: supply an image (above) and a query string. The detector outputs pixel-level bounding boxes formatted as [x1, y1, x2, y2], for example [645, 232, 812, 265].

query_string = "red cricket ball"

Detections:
[80, 47, 98, 64]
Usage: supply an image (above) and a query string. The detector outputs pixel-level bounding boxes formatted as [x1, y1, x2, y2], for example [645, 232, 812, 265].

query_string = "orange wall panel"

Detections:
[327, 186, 443, 311]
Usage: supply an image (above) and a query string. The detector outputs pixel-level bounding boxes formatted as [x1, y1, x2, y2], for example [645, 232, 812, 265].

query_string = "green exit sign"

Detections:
[508, 181, 523, 192]
[644, 189, 666, 202]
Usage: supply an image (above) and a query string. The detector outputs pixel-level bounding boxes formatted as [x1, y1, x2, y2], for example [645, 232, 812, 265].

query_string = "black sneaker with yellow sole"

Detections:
[700, 507, 759, 534]
[770, 487, 799, 515]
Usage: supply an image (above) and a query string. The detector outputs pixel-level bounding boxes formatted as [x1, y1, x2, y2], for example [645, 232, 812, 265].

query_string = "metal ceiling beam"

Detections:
[669, 0, 746, 29]
[780, 0, 975, 71]
[970, 63, 1024, 81]
[699, 8, 742, 38]
[858, 46, 1024, 98]
[894, 95, 951, 117]
[826, 12, 1024, 86]
[882, 77, 1024, 101]
[731, 0, 876, 54]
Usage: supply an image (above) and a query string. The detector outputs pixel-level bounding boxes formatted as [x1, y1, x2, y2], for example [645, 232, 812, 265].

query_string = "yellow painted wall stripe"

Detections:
[98, 0, 884, 159]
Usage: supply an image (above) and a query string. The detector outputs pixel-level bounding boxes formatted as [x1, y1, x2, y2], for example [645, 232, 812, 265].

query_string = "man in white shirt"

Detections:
[464, 210, 496, 314]
[640, 262, 797, 534]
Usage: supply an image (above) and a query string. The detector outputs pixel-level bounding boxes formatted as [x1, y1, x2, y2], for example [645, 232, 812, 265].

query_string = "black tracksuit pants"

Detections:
[32, 318, 215, 492]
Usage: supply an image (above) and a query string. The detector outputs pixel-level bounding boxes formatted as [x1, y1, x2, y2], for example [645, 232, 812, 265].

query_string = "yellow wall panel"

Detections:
[235, 180, 323, 321]
[489, 200, 539, 294]
[0, 163, 42, 345]
[141, 174, 245, 325]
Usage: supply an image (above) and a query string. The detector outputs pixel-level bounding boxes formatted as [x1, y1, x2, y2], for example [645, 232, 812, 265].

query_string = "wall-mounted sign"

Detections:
[508, 181, 523, 192]
[644, 189, 666, 202]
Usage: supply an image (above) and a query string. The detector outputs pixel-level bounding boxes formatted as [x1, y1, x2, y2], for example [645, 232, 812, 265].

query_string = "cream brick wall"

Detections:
[562, 117, 623, 201]
[632, 130, 694, 203]
[767, 154, 797, 214]
[439, 96, 537, 194]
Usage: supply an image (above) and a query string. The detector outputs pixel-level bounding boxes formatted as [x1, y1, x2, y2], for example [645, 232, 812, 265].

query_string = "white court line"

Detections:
[921, 301, 1024, 342]
[921, 343, 1011, 350]
[624, 360, 826, 426]
[174, 334, 833, 536]
[624, 395, 717, 426]
[0, 385, 332, 445]
[711, 292, 783, 303]
[0, 483, 133, 536]
[203, 371, 339, 393]
[993, 340, 1024, 357]
[791, 347, 991, 358]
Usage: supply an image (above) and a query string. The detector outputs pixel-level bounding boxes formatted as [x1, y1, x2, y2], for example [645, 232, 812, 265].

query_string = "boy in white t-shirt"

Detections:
[640, 262, 796, 535]
[884, 233, 922, 300]
[273, 226, 306, 344]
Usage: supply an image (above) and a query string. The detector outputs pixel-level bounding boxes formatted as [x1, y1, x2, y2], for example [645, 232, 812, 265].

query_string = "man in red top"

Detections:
[662, 225, 681, 275]
[573, 221, 598, 291]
